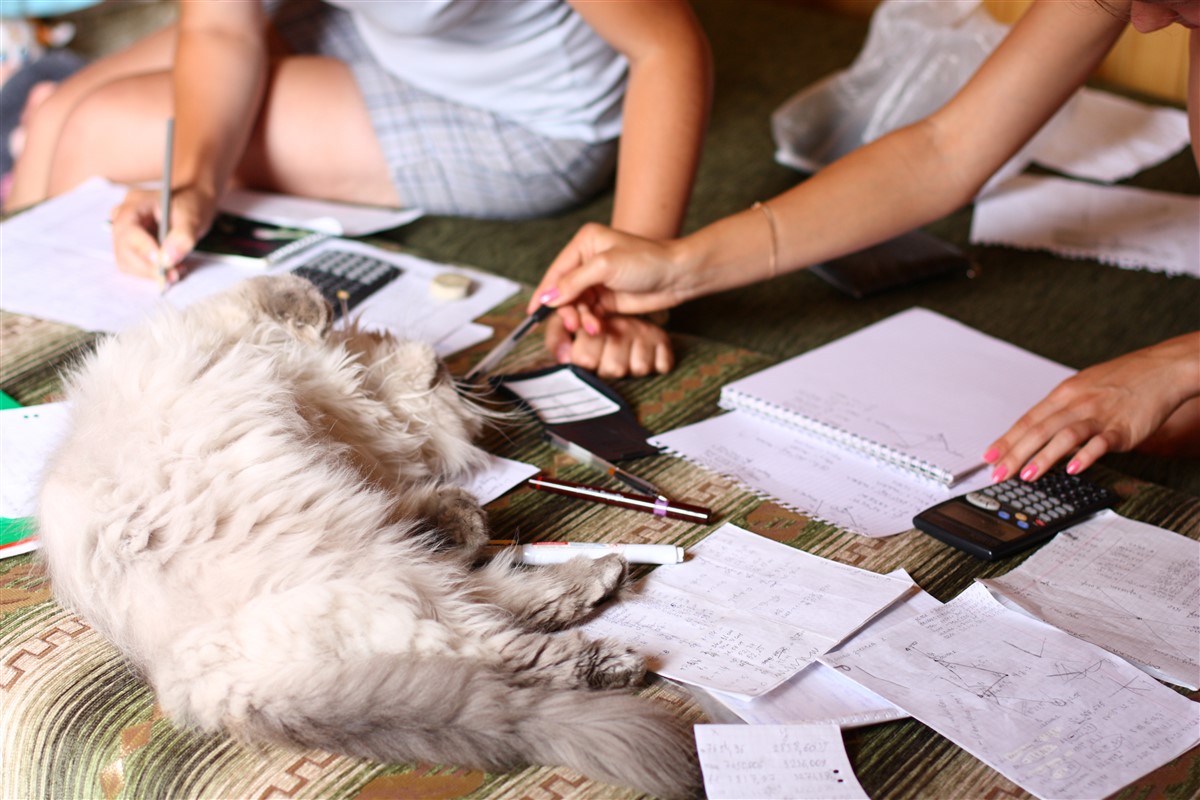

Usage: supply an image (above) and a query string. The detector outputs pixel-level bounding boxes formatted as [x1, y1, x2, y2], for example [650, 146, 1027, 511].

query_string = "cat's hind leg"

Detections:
[470, 552, 627, 630]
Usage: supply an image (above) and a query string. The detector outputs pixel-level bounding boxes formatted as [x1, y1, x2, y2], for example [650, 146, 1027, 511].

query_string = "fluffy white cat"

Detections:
[37, 275, 699, 799]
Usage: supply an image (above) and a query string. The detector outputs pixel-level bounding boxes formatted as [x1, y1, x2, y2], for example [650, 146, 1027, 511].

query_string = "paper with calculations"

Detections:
[981, 510, 1200, 690]
[695, 724, 868, 800]
[582, 524, 912, 697]
[651, 411, 991, 537]
[820, 583, 1200, 800]
[717, 308, 1074, 484]
[701, 585, 941, 727]
[491, 368, 620, 424]
[1, 402, 72, 520]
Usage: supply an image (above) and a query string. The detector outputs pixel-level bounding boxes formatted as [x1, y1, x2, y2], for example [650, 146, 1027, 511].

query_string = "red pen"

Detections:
[527, 474, 713, 524]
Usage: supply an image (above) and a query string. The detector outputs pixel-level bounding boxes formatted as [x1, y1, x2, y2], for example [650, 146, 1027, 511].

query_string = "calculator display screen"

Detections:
[933, 502, 1030, 543]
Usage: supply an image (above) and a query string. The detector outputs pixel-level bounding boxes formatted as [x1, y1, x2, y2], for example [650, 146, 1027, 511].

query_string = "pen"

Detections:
[158, 117, 175, 292]
[544, 430, 664, 498]
[464, 304, 553, 382]
[527, 474, 713, 523]
[485, 539, 685, 565]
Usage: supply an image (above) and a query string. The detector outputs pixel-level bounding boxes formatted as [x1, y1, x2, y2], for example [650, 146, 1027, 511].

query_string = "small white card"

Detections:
[695, 724, 869, 800]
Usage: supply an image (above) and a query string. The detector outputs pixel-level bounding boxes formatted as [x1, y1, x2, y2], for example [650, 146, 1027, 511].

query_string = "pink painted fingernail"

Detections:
[1066, 460, 1081, 475]
[982, 447, 999, 463]
[991, 465, 1008, 482]
[538, 288, 560, 305]
[555, 343, 572, 363]
[583, 321, 600, 336]
[1020, 465, 1038, 481]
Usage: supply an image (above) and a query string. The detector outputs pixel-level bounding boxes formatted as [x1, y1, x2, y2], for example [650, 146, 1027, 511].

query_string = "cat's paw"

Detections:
[433, 486, 489, 555]
[578, 638, 647, 690]
[247, 274, 332, 340]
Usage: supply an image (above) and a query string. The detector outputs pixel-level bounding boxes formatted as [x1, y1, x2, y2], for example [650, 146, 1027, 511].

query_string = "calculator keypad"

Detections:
[290, 250, 402, 320]
[966, 471, 1115, 531]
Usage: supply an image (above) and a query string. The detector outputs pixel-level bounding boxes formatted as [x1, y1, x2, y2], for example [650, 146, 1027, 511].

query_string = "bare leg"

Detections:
[11, 28, 400, 209]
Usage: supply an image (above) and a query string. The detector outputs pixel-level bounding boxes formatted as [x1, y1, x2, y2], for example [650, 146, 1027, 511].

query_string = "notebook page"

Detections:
[719, 308, 1073, 484]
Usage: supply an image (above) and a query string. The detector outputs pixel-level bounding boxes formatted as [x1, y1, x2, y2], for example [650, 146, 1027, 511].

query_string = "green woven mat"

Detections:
[3, 300, 1198, 800]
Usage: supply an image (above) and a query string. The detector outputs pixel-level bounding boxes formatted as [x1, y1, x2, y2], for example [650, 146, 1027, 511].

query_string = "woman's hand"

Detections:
[529, 222, 691, 317]
[984, 333, 1200, 482]
[542, 309, 674, 379]
[110, 183, 214, 284]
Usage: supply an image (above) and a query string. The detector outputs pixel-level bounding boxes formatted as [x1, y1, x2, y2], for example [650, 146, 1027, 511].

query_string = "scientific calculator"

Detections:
[913, 469, 1118, 561]
[290, 249, 402, 320]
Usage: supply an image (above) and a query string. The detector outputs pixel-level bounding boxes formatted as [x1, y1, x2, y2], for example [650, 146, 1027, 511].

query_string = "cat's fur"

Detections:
[37, 275, 700, 799]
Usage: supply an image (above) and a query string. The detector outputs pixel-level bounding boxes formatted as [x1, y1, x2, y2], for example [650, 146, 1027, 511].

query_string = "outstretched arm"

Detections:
[532, 0, 1127, 312]
[110, 1, 270, 280]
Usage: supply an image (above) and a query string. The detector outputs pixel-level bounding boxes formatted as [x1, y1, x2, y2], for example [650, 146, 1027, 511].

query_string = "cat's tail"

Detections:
[234, 655, 701, 799]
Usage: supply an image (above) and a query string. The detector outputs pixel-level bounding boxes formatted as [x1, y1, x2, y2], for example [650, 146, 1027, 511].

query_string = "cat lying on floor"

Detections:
[37, 274, 699, 799]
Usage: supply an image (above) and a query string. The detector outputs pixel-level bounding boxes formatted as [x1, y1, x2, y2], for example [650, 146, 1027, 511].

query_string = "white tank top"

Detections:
[325, 0, 627, 142]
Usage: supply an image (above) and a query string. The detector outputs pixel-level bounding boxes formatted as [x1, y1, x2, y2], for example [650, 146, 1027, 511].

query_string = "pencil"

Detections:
[158, 117, 175, 291]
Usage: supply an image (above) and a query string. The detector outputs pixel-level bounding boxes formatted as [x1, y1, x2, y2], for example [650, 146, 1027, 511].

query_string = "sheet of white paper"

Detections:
[821, 583, 1200, 800]
[651, 411, 991, 537]
[718, 308, 1075, 485]
[981, 510, 1200, 690]
[217, 188, 423, 236]
[695, 724, 869, 800]
[971, 174, 1200, 277]
[0, 402, 72, 519]
[700, 584, 942, 727]
[459, 455, 539, 506]
[435, 323, 494, 358]
[496, 369, 620, 424]
[0, 175, 121, 260]
[582, 524, 913, 697]
[1028, 88, 1191, 183]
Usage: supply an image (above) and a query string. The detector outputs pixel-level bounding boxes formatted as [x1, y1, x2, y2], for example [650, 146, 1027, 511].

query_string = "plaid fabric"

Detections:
[268, 0, 618, 219]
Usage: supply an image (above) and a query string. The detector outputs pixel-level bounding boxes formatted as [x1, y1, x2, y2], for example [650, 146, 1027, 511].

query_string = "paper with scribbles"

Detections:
[695, 724, 868, 800]
[821, 583, 1200, 800]
[651, 411, 991, 537]
[582, 524, 912, 697]
[981, 510, 1200, 690]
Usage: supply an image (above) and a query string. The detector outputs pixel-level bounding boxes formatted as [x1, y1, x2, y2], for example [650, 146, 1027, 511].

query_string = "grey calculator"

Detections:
[290, 250, 402, 320]
[913, 470, 1118, 560]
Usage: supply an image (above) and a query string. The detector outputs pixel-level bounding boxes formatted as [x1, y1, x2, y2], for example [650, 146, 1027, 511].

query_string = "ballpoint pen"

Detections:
[464, 304, 553, 382]
[544, 430, 665, 498]
[158, 117, 175, 293]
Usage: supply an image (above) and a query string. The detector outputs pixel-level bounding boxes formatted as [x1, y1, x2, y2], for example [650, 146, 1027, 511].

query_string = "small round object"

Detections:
[430, 272, 474, 300]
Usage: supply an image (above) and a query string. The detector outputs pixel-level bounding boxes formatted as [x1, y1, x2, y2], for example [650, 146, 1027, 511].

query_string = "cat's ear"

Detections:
[245, 275, 332, 340]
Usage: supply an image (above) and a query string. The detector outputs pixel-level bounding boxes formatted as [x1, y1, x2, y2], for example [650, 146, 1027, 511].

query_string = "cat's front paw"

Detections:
[433, 486, 489, 555]
[578, 638, 647, 690]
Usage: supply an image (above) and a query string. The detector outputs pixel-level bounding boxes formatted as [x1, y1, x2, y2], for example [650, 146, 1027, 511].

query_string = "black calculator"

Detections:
[290, 250, 402, 320]
[913, 470, 1118, 561]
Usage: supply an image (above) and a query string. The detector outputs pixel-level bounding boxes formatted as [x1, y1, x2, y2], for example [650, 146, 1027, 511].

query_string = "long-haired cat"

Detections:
[36, 274, 699, 799]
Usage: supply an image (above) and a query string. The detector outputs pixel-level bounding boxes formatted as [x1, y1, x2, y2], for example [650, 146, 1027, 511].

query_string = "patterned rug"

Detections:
[2, 299, 1197, 800]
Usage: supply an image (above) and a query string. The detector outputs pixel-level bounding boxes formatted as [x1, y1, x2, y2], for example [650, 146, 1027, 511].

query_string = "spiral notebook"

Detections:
[717, 308, 1074, 486]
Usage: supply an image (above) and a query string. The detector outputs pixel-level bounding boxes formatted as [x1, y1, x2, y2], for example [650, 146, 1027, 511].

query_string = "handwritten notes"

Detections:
[971, 174, 1200, 277]
[0, 403, 72, 520]
[651, 412, 990, 537]
[695, 724, 868, 800]
[582, 524, 912, 697]
[981, 510, 1200, 690]
[493, 368, 619, 424]
[699, 585, 941, 727]
[821, 583, 1200, 800]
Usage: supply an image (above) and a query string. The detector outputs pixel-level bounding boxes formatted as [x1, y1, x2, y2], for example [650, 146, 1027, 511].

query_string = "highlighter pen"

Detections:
[544, 430, 664, 498]
[486, 540, 684, 566]
[464, 304, 553, 382]
[158, 117, 175, 292]
[527, 474, 713, 524]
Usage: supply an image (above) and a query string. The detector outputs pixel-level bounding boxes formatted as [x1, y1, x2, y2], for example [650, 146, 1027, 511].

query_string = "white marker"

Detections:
[486, 541, 685, 566]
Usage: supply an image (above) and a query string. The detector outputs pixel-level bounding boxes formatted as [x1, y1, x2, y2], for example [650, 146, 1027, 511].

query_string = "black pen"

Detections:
[527, 474, 713, 524]
[465, 304, 553, 382]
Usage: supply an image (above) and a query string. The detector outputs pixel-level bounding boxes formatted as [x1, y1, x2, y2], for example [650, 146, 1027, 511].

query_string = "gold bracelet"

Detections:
[752, 201, 778, 279]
